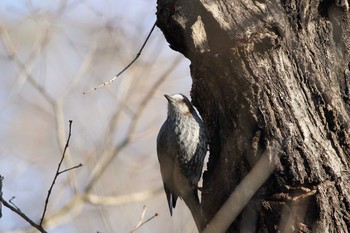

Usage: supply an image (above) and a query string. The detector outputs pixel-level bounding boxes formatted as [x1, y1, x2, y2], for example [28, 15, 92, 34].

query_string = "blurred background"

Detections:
[0, 0, 197, 232]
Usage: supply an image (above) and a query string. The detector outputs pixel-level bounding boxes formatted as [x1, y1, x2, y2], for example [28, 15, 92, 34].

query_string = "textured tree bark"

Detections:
[157, 1, 350, 232]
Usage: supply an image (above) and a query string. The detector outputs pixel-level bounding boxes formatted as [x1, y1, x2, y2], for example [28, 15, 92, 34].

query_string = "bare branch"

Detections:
[202, 151, 276, 233]
[83, 21, 157, 94]
[43, 188, 162, 229]
[40, 120, 76, 225]
[9, 196, 20, 210]
[58, 163, 83, 175]
[0, 121, 80, 232]
[0, 176, 47, 233]
[130, 205, 158, 233]
[134, 205, 147, 230]
[53, 101, 79, 194]
[83, 188, 163, 205]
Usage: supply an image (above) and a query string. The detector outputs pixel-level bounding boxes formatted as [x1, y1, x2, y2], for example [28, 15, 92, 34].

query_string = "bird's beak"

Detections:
[164, 94, 172, 102]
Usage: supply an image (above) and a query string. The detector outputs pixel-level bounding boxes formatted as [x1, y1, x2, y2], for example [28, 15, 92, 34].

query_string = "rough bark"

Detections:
[157, 0, 350, 232]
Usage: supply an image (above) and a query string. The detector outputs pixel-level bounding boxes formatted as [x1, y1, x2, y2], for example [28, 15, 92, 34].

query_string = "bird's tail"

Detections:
[164, 184, 177, 216]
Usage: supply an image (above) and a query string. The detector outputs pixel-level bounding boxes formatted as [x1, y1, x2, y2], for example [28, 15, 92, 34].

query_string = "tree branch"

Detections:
[130, 205, 158, 233]
[40, 120, 81, 225]
[58, 163, 83, 175]
[0, 121, 81, 232]
[83, 21, 157, 94]
[202, 151, 276, 233]
[0, 176, 47, 233]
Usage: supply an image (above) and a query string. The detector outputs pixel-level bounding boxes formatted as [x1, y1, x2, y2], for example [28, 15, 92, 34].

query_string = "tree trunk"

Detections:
[156, 1, 350, 232]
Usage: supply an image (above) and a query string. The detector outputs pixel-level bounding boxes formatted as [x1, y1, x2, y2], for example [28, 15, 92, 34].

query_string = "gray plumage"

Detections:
[157, 93, 207, 219]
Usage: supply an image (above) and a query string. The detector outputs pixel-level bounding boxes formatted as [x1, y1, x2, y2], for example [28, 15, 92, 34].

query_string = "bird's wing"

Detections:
[157, 125, 179, 215]
[163, 183, 178, 216]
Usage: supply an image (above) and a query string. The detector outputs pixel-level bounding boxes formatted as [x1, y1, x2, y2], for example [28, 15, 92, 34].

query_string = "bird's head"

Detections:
[164, 93, 194, 118]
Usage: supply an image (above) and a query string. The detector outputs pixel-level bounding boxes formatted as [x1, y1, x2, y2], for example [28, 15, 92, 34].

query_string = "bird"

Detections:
[156, 93, 207, 228]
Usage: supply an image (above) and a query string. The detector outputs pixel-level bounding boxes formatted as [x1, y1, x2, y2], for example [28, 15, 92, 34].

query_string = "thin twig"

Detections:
[58, 163, 83, 175]
[0, 121, 79, 232]
[130, 205, 158, 233]
[9, 196, 20, 210]
[0, 121, 81, 231]
[40, 120, 74, 225]
[83, 21, 157, 94]
[134, 205, 147, 230]
[139, 213, 158, 228]
[0, 176, 47, 233]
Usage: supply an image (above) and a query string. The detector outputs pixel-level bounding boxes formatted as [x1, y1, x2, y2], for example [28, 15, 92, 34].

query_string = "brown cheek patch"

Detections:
[183, 105, 194, 116]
